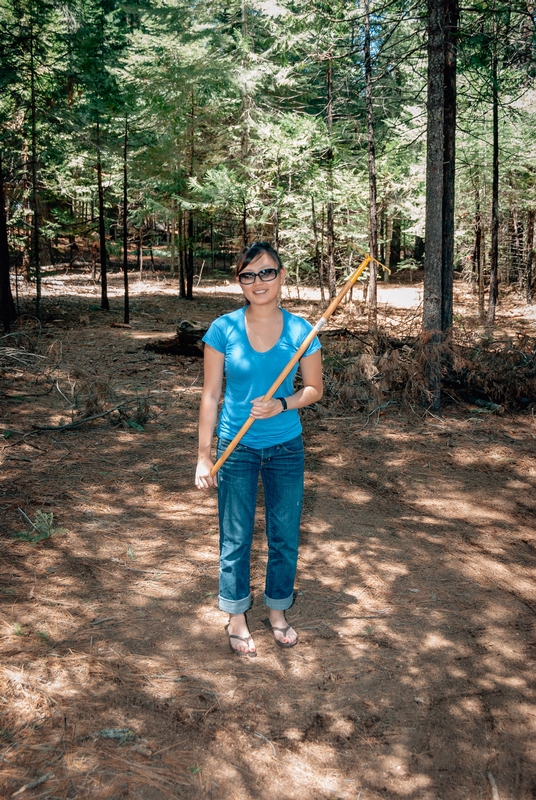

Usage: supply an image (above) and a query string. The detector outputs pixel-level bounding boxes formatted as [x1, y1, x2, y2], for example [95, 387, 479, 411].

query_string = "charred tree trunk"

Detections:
[0, 152, 16, 331]
[122, 116, 129, 324]
[96, 117, 109, 310]
[364, 0, 378, 328]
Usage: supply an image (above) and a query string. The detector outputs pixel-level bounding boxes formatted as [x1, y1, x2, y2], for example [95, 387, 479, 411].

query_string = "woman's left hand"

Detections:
[250, 396, 283, 418]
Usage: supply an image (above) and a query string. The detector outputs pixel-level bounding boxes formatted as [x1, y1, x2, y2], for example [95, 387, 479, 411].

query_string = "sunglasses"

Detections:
[237, 267, 280, 285]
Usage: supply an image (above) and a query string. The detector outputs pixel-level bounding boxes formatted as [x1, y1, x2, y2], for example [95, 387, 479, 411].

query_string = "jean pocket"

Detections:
[280, 435, 304, 454]
[217, 438, 248, 458]
[216, 438, 231, 457]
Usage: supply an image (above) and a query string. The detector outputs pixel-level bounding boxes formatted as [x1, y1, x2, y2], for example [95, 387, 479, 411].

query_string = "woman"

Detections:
[195, 242, 322, 656]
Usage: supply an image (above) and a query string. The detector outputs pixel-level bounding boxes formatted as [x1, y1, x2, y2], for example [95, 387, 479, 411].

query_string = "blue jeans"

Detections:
[216, 434, 304, 615]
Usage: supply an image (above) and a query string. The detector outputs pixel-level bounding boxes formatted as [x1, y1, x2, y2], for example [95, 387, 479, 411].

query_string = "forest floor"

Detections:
[1, 267, 535, 800]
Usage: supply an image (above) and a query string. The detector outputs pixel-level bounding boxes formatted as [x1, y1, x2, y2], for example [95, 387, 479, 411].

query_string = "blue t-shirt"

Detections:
[202, 307, 321, 448]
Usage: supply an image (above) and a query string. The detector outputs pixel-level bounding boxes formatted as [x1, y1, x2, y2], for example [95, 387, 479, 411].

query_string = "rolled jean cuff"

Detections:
[264, 592, 294, 611]
[218, 592, 251, 614]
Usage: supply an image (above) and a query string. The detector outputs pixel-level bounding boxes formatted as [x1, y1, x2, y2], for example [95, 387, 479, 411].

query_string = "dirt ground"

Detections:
[1, 269, 535, 800]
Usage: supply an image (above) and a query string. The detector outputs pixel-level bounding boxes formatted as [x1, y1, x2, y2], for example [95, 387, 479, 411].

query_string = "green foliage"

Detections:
[11, 511, 67, 544]
[0, 0, 534, 298]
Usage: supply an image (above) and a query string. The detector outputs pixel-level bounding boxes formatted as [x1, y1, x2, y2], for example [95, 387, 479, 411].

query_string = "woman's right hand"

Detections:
[195, 456, 217, 490]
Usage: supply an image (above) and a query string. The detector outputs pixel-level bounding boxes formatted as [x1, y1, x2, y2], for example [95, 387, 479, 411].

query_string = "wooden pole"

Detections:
[210, 255, 373, 477]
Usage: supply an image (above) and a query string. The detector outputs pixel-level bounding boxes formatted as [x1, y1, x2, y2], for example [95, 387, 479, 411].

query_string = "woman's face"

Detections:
[236, 252, 285, 306]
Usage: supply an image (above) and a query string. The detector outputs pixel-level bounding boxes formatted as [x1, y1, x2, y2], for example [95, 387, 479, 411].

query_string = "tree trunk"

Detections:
[187, 211, 194, 300]
[385, 216, 393, 278]
[240, 0, 250, 163]
[441, 0, 458, 333]
[179, 209, 186, 298]
[170, 214, 176, 278]
[487, 18, 500, 327]
[29, 22, 41, 319]
[311, 196, 326, 308]
[0, 152, 16, 331]
[472, 184, 482, 303]
[414, 235, 425, 263]
[210, 218, 215, 270]
[242, 201, 248, 247]
[139, 226, 143, 278]
[423, 0, 445, 411]
[96, 117, 109, 310]
[122, 116, 129, 325]
[326, 56, 336, 298]
[526, 209, 535, 304]
[390, 217, 401, 268]
[364, 0, 378, 329]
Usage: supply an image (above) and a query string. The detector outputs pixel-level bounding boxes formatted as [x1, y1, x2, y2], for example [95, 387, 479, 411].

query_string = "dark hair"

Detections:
[235, 241, 283, 276]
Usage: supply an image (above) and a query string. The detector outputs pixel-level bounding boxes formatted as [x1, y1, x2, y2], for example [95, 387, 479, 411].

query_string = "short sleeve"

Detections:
[202, 317, 227, 354]
[303, 333, 321, 358]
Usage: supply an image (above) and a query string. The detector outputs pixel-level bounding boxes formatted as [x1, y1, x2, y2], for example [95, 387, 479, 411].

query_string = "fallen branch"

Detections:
[11, 772, 54, 797]
[487, 771, 500, 800]
[252, 730, 277, 758]
[32, 398, 145, 432]
[18, 508, 41, 534]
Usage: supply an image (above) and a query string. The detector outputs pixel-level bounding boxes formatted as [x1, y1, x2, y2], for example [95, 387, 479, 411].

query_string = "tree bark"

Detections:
[122, 116, 129, 324]
[170, 213, 176, 278]
[311, 196, 326, 308]
[0, 152, 16, 331]
[472, 183, 483, 318]
[385, 216, 393, 276]
[441, 0, 458, 333]
[423, 0, 445, 411]
[29, 22, 41, 319]
[326, 56, 336, 298]
[487, 17, 500, 327]
[364, 0, 378, 329]
[526, 208, 535, 304]
[390, 217, 401, 268]
[96, 117, 109, 310]
[187, 211, 194, 300]
[179, 209, 186, 298]
[210, 218, 215, 270]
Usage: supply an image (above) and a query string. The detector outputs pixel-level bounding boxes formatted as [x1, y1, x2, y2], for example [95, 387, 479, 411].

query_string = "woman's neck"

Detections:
[245, 301, 282, 322]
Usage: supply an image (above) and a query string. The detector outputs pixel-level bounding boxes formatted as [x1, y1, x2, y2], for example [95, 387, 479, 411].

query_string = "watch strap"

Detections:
[277, 396, 288, 412]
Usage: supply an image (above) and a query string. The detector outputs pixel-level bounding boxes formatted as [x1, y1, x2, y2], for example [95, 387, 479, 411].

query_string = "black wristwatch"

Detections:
[276, 396, 288, 412]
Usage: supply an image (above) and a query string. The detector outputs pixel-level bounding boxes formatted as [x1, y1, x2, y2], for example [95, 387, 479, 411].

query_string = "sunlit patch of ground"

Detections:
[1, 271, 535, 799]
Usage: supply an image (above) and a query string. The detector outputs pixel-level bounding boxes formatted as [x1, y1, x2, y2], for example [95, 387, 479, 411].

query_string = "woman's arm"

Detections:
[250, 349, 323, 419]
[195, 344, 224, 490]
